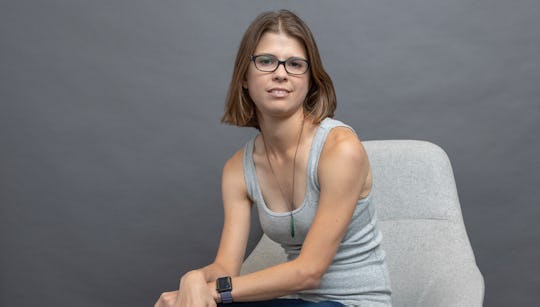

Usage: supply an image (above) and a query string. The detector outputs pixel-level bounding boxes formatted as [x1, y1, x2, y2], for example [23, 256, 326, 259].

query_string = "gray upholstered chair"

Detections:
[241, 140, 484, 306]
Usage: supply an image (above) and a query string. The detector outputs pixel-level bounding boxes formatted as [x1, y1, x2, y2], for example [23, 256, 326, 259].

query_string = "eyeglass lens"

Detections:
[253, 55, 308, 74]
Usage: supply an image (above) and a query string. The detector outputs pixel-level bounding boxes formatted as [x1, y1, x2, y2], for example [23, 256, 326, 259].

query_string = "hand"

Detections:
[155, 271, 218, 307]
[176, 271, 217, 307]
[154, 290, 179, 307]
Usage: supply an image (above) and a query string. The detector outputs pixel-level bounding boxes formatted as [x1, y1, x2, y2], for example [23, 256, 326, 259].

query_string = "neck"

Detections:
[259, 112, 307, 155]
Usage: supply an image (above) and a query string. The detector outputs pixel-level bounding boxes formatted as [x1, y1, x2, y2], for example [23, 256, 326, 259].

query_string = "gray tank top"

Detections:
[243, 118, 392, 306]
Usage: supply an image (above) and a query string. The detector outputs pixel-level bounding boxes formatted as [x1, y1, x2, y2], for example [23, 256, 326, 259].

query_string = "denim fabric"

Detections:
[218, 298, 344, 306]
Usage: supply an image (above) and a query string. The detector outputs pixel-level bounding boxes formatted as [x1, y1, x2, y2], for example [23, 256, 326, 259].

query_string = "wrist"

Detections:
[208, 282, 221, 303]
[184, 269, 204, 278]
[179, 270, 207, 294]
[215, 276, 233, 304]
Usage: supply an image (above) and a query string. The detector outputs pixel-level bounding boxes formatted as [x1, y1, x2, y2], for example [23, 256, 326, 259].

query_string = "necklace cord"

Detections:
[261, 119, 305, 238]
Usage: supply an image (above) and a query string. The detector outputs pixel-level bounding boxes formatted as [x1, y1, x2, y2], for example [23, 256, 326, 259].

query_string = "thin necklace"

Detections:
[261, 119, 305, 238]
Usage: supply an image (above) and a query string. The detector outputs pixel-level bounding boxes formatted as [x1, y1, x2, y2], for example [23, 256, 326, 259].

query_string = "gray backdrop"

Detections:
[1, 0, 539, 306]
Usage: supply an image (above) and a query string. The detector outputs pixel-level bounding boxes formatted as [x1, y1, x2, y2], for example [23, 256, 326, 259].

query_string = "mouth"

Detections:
[267, 88, 291, 98]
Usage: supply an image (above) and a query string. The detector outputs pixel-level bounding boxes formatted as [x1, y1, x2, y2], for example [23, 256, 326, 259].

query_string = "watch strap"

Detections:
[220, 291, 233, 304]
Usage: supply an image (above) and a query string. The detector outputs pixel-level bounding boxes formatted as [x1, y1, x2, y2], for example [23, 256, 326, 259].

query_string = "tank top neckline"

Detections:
[247, 118, 334, 217]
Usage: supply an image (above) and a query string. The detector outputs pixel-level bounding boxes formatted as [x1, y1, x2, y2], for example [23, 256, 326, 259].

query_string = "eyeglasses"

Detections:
[250, 54, 310, 75]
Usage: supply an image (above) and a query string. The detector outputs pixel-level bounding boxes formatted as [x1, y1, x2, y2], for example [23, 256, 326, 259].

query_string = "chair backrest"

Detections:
[241, 140, 484, 306]
[364, 140, 484, 306]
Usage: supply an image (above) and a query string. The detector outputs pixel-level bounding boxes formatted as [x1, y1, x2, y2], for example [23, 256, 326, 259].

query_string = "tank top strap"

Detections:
[242, 118, 356, 203]
[306, 118, 357, 192]
[242, 137, 259, 202]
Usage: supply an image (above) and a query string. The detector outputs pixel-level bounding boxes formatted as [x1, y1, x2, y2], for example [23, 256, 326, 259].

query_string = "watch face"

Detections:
[216, 276, 232, 292]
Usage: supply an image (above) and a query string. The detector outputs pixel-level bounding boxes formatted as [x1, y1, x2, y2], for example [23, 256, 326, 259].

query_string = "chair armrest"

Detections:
[419, 263, 485, 307]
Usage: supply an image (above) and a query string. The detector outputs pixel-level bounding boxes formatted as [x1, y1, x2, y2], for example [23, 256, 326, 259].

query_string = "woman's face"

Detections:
[244, 31, 310, 120]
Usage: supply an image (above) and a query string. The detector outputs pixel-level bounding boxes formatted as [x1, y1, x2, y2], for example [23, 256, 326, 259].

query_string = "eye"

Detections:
[287, 59, 307, 69]
[256, 56, 276, 67]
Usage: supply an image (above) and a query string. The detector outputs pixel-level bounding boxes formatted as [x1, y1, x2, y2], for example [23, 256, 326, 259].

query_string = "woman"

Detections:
[155, 10, 392, 307]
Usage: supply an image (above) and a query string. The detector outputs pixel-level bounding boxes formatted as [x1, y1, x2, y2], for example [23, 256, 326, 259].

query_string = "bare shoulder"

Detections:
[319, 126, 371, 196]
[222, 147, 248, 196]
[223, 147, 244, 175]
[321, 126, 367, 164]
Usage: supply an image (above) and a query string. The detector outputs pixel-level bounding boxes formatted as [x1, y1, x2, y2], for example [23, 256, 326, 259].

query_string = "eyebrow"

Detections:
[253, 53, 308, 61]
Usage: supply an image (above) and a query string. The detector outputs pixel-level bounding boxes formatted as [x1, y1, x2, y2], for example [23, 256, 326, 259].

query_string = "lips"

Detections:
[267, 88, 291, 98]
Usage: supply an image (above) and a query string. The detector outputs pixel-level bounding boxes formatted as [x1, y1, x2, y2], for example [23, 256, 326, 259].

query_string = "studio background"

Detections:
[1, 0, 538, 306]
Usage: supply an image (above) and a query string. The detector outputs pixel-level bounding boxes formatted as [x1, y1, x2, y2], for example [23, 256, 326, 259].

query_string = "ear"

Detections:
[242, 80, 248, 89]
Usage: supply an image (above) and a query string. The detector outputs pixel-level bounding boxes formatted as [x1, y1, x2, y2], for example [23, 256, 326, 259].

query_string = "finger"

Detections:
[156, 291, 178, 307]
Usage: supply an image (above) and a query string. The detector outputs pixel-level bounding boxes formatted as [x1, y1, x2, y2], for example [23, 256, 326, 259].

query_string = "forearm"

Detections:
[222, 258, 320, 302]
[188, 261, 236, 284]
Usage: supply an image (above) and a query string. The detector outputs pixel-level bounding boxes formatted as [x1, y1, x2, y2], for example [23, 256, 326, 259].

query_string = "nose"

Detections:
[272, 62, 288, 81]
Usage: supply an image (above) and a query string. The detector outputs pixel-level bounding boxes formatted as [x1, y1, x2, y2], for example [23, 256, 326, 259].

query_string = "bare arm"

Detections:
[200, 147, 254, 280]
[155, 149, 253, 306]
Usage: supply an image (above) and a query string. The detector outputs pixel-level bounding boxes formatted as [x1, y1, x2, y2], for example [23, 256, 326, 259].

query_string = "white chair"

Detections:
[241, 140, 484, 306]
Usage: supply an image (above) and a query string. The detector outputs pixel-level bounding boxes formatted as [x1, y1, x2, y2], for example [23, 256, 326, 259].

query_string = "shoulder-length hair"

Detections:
[221, 10, 336, 129]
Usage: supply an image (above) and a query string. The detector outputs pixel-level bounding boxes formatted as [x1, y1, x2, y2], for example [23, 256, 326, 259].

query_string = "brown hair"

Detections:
[221, 10, 336, 129]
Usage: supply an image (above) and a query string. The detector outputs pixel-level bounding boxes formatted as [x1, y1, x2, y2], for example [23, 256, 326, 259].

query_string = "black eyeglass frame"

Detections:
[250, 54, 310, 75]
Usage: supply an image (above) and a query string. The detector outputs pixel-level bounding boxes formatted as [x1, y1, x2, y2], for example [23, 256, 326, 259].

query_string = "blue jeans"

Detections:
[218, 298, 344, 306]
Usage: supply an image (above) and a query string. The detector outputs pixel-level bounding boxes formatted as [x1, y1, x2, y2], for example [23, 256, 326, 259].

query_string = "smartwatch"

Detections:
[216, 276, 233, 304]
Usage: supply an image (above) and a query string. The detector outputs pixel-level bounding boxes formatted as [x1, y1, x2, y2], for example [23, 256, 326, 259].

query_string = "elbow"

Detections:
[293, 263, 325, 290]
[302, 274, 322, 290]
